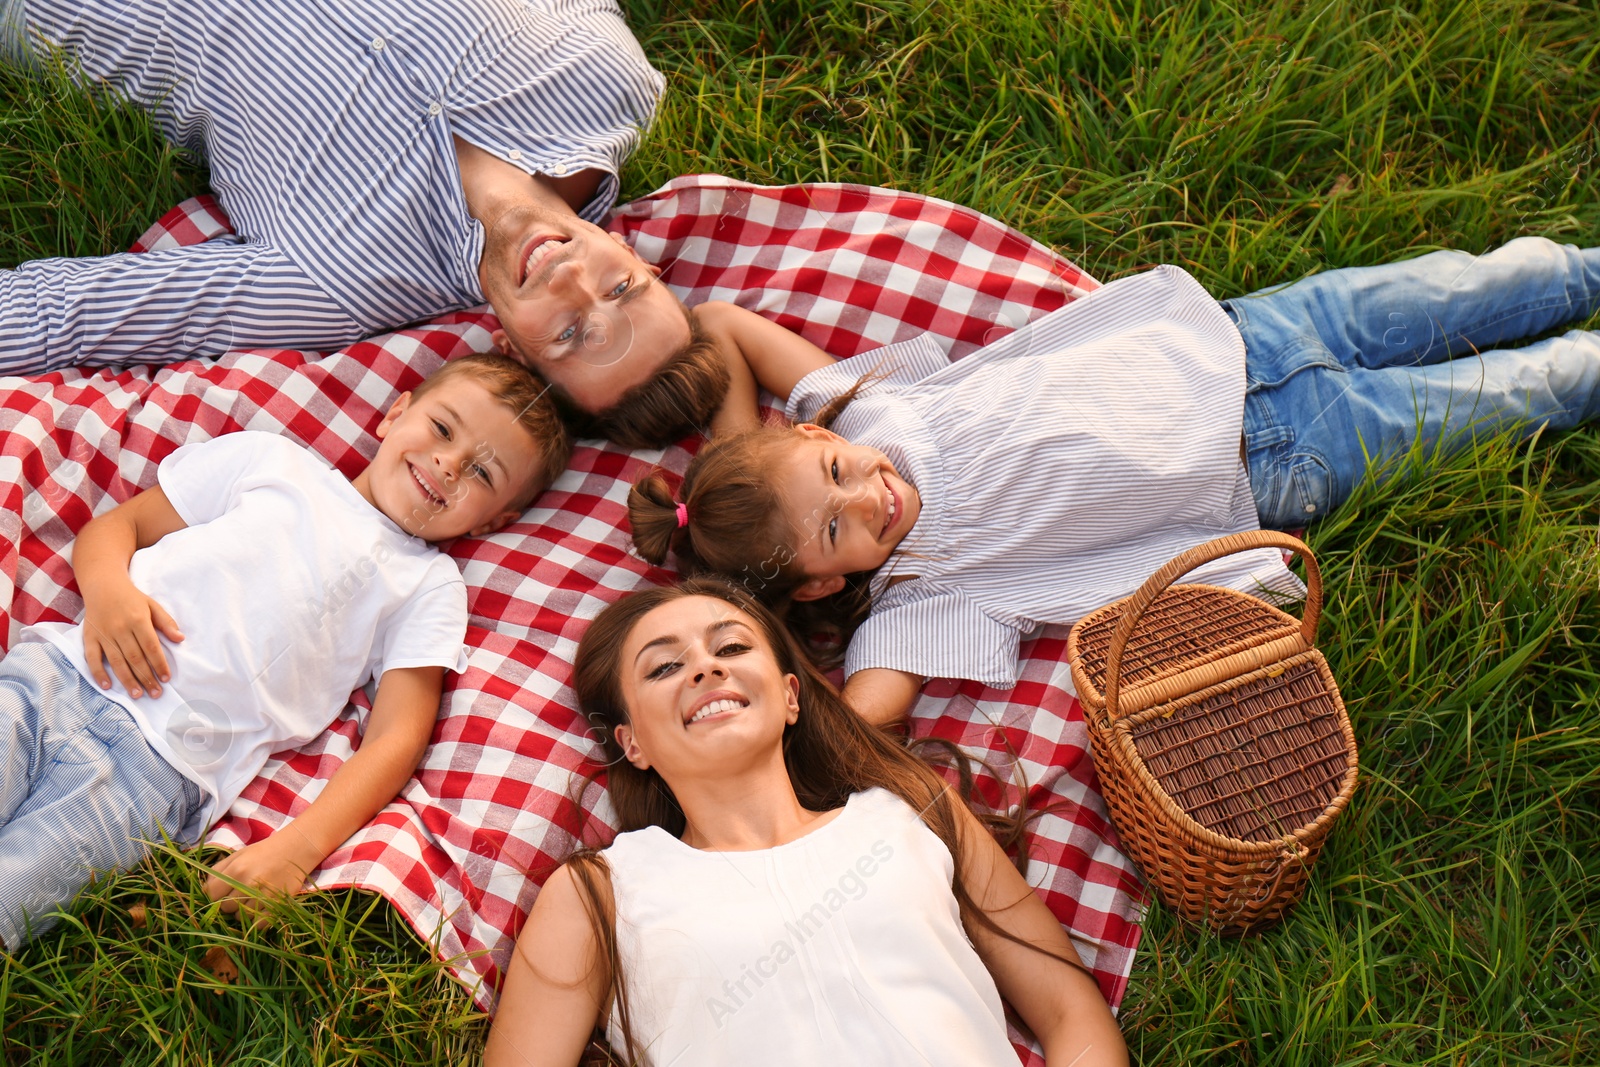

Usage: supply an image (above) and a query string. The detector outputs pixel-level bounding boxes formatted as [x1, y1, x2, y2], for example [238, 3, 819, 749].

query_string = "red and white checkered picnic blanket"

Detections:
[0, 175, 1144, 1056]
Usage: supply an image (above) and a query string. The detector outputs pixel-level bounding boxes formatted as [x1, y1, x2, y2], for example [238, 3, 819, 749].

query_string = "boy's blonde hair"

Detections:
[412, 353, 572, 505]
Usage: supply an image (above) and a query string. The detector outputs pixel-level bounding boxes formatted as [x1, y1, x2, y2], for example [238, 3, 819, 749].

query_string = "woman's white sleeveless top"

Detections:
[602, 787, 1019, 1064]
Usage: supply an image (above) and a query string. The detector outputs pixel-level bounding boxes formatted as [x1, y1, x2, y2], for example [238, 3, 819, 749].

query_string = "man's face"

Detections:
[480, 208, 692, 413]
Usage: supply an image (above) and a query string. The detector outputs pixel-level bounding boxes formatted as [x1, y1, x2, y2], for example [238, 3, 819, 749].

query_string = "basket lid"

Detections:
[1124, 653, 1355, 845]
[1069, 583, 1304, 710]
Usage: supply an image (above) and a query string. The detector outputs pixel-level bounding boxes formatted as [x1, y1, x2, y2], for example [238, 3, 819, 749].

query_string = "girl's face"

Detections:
[775, 424, 921, 601]
[613, 596, 800, 781]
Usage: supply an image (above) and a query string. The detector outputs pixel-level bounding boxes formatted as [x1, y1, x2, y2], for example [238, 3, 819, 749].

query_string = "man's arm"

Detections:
[1, 241, 364, 374]
[204, 665, 445, 910]
[73, 485, 190, 699]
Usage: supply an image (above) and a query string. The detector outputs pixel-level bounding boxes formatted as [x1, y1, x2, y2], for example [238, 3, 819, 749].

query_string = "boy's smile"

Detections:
[775, 424, 921, 600]
[352, 376, 543, 542]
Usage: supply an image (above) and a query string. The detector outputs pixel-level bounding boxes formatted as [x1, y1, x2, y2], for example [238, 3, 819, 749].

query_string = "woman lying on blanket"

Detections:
[481, 576, 1126, 1067]
[629, 237, 1600, 725]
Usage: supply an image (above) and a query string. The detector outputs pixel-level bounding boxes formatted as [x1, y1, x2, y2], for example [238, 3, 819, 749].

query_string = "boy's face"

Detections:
[354, 376, 544, 541]
[775, 424, 921, 602]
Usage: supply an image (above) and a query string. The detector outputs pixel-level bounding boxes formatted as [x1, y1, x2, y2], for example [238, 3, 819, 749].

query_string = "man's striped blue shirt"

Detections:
[0, 0, 664, 371]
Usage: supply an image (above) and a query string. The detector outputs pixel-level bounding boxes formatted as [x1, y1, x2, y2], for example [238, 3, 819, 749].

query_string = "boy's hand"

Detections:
[204, 828, 325, 917]
[72, 484, 189, 698]
[81, 582, 185, 699]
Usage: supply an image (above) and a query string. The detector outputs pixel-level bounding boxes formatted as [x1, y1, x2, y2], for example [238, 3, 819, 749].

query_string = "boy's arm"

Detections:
[841, 667, 923, 727]
[697, 301, 838, 431]
[204, 665, 445, 910]
[74, 485, 189, 699]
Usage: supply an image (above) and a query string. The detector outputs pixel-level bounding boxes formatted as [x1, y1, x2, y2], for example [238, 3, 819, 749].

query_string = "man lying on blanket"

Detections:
[0, 0, 730, 446]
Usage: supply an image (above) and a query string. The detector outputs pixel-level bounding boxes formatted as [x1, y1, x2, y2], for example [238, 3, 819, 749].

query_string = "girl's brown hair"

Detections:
[626, 374, 885, 667]
[563, 576, 1088, 1062]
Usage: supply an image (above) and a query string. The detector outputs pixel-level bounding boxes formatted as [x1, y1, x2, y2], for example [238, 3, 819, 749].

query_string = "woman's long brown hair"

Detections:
[563, 576, 1090, 1063]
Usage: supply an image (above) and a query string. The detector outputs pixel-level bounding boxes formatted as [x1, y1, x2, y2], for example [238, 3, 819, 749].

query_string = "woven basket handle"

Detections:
[1104, 531, 1322, 721]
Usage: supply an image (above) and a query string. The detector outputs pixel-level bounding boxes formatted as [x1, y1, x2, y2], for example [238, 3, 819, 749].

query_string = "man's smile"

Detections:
[518, 234, 570, 286]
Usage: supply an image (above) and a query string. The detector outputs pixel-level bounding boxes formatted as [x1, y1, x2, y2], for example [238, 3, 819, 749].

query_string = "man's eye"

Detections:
[610, 279, 630, 298]
[557, 323, 578, 343]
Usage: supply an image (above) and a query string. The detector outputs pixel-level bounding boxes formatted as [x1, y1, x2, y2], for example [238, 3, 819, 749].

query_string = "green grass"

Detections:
[4, 0, 1600, 1062]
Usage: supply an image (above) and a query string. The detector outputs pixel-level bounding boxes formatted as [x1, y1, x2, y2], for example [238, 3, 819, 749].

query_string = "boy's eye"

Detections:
[432, 419, 450, 439]
[828, 517, 838, 544]
[471, 463, 492, 484]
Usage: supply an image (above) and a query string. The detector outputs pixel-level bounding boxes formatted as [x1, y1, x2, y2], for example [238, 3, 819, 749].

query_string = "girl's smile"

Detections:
[776, 424, 922, 599]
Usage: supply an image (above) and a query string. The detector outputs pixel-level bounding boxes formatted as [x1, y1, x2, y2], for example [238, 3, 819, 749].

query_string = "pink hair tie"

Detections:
[675, 502, 690, 528]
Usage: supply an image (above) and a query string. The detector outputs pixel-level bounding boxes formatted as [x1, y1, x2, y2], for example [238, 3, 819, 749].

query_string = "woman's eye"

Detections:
[646, 659, 680, 680]
[717, 642, 750, 657]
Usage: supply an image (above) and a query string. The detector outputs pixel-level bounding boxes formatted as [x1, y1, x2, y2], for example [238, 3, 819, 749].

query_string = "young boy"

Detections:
[0, 353, 569, 947]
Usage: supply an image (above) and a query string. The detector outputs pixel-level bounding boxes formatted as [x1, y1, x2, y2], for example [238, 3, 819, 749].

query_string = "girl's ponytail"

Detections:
[627, 472, 690, 567]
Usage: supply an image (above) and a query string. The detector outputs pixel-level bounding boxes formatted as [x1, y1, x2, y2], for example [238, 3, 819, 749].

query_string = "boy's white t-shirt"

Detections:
[28, 431, 469, 827]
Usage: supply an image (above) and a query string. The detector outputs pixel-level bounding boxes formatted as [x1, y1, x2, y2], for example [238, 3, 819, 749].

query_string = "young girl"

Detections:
[482, 578, 1127, 1066]
[631, 237, 1600, 725]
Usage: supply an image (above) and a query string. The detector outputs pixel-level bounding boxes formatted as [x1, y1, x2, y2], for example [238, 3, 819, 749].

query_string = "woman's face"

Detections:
[613, 595, 800, 781]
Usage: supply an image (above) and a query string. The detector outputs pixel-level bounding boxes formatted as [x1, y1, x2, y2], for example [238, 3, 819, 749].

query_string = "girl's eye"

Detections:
[830, 459, 840, 484]
[431, 419, 450, 439]
[610, 279, 630, 298]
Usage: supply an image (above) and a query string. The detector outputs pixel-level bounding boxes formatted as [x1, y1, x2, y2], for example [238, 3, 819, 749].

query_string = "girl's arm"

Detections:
[204, 665, 444, 908]
[697, 300, 837, 406]
[842, 667, 923, 727]
[483, 863, 610, 1067]
[955, 806, 1129, 1067]
[73, 485, 189, 699]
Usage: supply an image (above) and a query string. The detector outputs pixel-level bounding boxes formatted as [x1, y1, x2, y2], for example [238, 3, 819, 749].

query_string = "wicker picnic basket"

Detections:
[1066, 531, 1358, 934]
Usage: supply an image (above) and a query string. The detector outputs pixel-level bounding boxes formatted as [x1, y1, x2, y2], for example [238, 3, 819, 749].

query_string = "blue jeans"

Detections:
[0, 642, 205, 948]
[1229, 237, 1600, 528]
